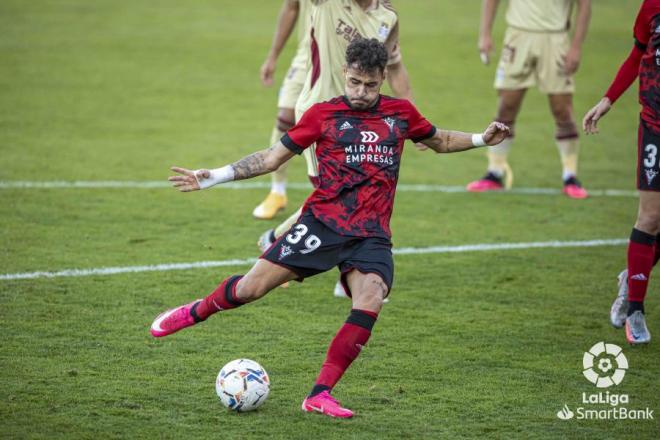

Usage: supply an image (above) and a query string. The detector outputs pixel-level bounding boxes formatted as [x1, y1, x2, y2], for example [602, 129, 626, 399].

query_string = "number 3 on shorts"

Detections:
[644, 144, 658, 168]
[286, 224, 322, 254]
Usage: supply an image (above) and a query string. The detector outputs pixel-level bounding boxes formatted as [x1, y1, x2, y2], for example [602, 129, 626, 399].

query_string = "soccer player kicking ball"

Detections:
[151, 39, 509, 418]
[582, 0, 660, 345]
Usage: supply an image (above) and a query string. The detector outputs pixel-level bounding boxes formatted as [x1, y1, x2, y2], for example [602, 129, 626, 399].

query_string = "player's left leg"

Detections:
[150, 259, 299, 338]
[302, 270, 387, 418]
[623, 191, 660, 344]
[548, 93, 588, 199]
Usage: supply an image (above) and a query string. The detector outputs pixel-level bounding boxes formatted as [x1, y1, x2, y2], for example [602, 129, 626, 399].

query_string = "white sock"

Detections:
[271, 182, 286, 196]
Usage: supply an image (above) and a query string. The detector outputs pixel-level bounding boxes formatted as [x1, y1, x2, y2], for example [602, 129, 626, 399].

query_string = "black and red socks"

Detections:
[195, 275, 245, 320]
[627, 228, 655, 316]
[310, 308, 379, 397]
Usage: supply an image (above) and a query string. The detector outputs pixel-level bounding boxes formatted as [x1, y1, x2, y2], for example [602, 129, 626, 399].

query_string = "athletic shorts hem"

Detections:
[258, 256, 307, 281]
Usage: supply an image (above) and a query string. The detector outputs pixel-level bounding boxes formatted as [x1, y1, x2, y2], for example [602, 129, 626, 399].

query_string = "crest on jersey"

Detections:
[646, 169, 658, 186]
[378, 23, 390, 39]
[383, 117, 396, 132]
[279, 245, 293, 260]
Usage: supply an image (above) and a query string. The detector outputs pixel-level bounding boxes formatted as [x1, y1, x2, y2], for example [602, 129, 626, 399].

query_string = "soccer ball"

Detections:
[215, 359, 270, 412]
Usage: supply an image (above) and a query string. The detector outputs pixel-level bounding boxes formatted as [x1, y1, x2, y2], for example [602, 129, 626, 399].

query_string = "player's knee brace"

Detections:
[555, 120, 579, 140]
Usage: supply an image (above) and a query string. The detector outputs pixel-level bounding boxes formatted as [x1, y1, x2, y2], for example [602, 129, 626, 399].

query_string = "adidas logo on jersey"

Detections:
[630, 273, 648, 281]
[340, 121, 353, 130]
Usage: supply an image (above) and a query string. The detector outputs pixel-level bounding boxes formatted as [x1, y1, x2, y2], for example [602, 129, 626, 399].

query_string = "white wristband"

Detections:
[472, 133, 486, 147]
[194, 165, 235, 189]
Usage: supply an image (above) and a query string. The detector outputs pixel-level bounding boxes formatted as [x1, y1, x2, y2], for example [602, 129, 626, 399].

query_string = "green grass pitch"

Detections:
[1, 0, 658, 438]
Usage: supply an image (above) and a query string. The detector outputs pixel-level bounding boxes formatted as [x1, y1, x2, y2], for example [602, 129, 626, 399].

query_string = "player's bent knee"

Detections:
[351, 274, 388, 312]
[637, 213, 660, 234]
[354, 290, 384, 312]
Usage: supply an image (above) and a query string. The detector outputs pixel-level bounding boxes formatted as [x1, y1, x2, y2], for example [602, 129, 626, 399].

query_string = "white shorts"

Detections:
[277, 55, 307, 109]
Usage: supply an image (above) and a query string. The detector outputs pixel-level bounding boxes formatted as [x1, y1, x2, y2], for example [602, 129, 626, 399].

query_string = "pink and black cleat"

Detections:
[150, 300, 203, 338]
[466, 172, 504, 192]
[562, 176, 588, 199]
[302, 390, 354, 418]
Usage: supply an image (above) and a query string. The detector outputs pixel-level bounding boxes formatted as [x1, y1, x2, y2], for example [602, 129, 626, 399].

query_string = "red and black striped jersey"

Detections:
[282, 94, 435, 239]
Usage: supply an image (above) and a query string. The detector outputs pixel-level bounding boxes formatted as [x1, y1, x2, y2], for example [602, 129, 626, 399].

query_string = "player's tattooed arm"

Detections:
[230, 142, 296, 180]
[230, 150, 268, 180]
[422, 122, 509, 153]
[168, 142, 295, 192]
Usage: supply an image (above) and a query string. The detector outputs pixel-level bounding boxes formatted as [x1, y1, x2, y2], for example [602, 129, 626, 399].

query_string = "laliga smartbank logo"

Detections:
[582, 341, 627, 388]
[556, 341, 654, 421]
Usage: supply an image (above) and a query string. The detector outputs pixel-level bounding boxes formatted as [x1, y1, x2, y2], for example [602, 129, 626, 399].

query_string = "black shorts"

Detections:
[260, 212, 394, 297]
[638, 118, 660, 191]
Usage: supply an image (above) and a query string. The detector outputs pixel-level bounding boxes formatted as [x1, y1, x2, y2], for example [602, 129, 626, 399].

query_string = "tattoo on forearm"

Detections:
[230, 151, 268, 180]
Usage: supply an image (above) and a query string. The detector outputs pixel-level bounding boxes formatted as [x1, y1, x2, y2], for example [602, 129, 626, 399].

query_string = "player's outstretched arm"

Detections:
[168, 142, 296, 192]
[421, 122, 510, 153]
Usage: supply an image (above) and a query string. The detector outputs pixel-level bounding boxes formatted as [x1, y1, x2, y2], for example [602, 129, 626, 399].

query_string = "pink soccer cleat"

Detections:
[466, 172, 504, 192]
[150, 300, 202, 338]
[562, 176, 588, 199]
[301, 390, 354, 418]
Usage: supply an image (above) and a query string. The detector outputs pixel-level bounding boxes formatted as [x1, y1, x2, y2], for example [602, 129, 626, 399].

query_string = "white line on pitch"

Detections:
[0, 238, 627, 281]
[0, 181, 638, 197]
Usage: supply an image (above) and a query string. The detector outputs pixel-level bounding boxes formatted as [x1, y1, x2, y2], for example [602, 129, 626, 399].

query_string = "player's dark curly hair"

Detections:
[345, 38, 388, 74]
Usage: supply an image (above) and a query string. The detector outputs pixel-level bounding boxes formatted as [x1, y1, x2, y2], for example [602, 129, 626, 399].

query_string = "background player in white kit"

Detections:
[253, 0, 313, 220]
[467, 0, 592, 199]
